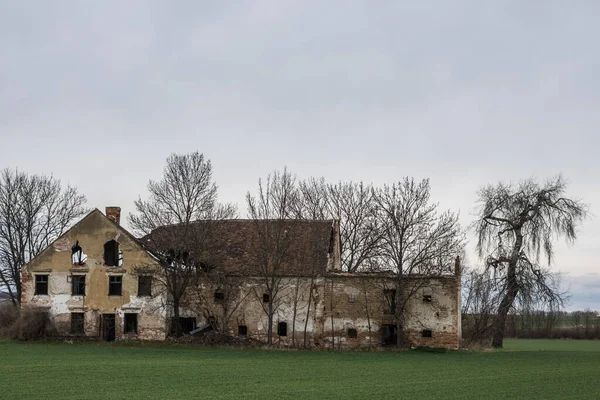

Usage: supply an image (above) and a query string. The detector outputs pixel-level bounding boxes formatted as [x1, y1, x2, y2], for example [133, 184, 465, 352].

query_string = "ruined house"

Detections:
[21, 207, 461, 348]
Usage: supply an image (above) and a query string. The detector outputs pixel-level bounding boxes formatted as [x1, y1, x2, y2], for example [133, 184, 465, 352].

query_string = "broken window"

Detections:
[35, 275, 48, 295]
[71, 275, 86, 296]
[104, 240, 121, 267]
[108, 275, 122, 296]
[124, 313, 138, 334]
[138, 276, 152, 296]
[238, 325, 247, 336]
[71, 312, 85, 335]
[422, 287, 433, 302]
[71, 241, 87, 265]
[277, 321, 287, 337]
[214, 290, 224, 303]
[422, 329, 433, 338]
[347, 328, 358, 338]
[348, 294, 358, 303]
[262, 293, 270, 303]
[383, 289, 396, 314]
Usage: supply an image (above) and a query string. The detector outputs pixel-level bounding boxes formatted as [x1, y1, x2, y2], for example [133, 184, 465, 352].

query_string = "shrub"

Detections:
[0, 304, 19, 332]
[1, 309, 57, 341]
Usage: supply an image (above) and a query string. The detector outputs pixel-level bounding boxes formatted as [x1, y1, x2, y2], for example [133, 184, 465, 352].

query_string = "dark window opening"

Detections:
[171, 317, 197, 335]
[423, 295, 432, 302]
[35, 275, 48, 295]
[102, 314, 116, 342]
[138, 276, 152, 296]
[71, 312, 84, 335]
[124, 313, 138, 334]
[422, 329, 433, 338]
[108, 275, 122, 296]
[347, 328, 358, 338]
[238, 325, 247, 336]
[262, 293, 270, 303]
[214, 291, 224, 303]
[277, 321, 287, 337]
[71, 275, 86, 296]
[381, 324, 397, 346]
[104, 240, 120, 267]
[383, 289, 396, 314]
[71, 241, 87, 265]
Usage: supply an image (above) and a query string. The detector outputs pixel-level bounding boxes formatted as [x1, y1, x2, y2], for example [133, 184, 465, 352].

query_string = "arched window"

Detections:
[104, 240, 120, 267]
[277, 321, 287, 337]
[71, 241, 87, 265]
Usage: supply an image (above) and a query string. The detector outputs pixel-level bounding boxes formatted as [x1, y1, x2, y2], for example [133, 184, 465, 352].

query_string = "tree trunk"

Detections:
[303, 277, 314, 349]
[330, 278, 336, 350]
[291, 277, 300, 347]
[395, 279, 404, 348]
[491, 275, 517, 348]
[491, 232, 522, 348]
[173, 298, 182, 337]
[267, 301, 273, 345]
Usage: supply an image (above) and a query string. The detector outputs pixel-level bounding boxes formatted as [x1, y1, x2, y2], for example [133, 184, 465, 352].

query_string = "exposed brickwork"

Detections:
[105, 207, 121, 225]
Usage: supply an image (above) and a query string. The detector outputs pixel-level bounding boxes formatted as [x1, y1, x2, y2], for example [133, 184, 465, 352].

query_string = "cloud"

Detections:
[562, 274, 600, 311]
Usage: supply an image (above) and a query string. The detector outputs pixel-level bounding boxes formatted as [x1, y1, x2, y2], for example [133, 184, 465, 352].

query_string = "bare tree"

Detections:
[327, 182, 381, 272]
[128, 152, 235, 337]
[292, 178, 381, 272]
[0, 169, 87, 305]
[461, 267, 500, 344]
[373, 177, 465, 347]
[246, 169, 297, 345]
[473, 175, 588, 348]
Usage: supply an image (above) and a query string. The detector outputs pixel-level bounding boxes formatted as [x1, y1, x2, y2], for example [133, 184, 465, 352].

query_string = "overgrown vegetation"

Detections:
[0, 307, 56, 340]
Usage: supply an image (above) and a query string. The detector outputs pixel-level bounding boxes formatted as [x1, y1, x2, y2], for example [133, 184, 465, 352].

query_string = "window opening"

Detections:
[422, 329, 433, 338]
[171, 317, 196, 335]
[35, 275, 48, 295]
[383, 289, 396, 314]
[262, 293, 270, 303]
[277, 321, 287, 336]
[108, 275, 122, 296]
[71, 275, 86, 296]
[423, 294, 432, 302]
[214, 291, 224, 303]
[347, 328, 358, 338]
[138, 276, 152, 296]
[124, 313, 138, 334]
[104, 240, 120, 267]
[238, 326, 248, 336]
[71, 312, 85, 335]
[71, 241, 87, 265]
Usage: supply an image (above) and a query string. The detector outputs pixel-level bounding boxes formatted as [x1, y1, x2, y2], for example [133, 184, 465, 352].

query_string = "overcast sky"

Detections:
[1, 1, 598, 309]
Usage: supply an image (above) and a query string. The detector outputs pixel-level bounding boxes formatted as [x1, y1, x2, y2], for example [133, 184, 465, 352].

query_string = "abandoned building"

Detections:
[21, 207, 461, 348]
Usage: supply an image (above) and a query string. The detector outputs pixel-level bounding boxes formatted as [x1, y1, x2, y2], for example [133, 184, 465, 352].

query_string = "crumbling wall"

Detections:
[21, 209, 167, 341]
[319, 274, 461, 349]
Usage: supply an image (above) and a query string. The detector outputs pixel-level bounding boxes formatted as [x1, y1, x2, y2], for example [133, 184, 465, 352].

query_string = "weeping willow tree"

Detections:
[473, 175, 588, 348]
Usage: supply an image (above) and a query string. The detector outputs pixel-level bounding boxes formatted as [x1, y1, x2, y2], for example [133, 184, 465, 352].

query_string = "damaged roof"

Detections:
[143, 219, 338, 276]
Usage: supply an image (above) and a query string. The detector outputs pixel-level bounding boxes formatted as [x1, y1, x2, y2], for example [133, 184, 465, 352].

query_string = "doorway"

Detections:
[102, 314, 116, 342]
[381, 324, 397, 346]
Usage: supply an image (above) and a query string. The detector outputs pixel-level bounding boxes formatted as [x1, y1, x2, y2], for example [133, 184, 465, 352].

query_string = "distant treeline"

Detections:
[463, 310, 600, 342]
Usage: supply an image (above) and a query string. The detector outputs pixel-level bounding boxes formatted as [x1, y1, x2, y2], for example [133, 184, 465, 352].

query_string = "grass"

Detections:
[1, 339, 599, 399]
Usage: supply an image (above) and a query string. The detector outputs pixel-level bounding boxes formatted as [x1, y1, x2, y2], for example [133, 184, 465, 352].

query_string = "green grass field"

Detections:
[1, 339, 599, 399]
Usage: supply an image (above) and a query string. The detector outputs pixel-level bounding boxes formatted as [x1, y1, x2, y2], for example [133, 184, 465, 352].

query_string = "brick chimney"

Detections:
[105, 207, 121, 225]
[454, 255, 461, 277]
